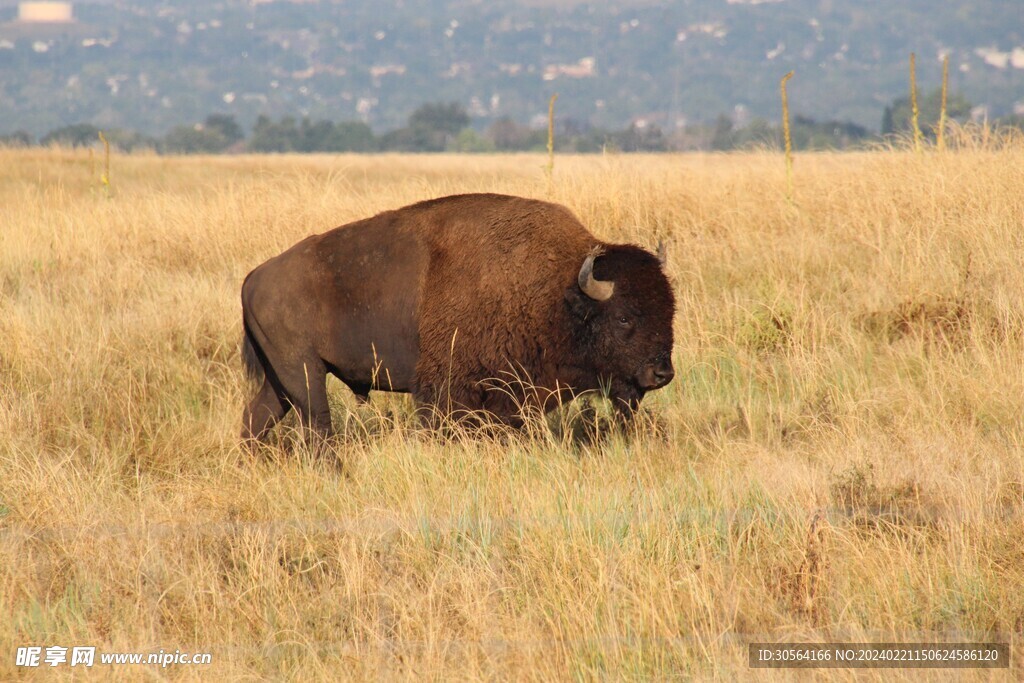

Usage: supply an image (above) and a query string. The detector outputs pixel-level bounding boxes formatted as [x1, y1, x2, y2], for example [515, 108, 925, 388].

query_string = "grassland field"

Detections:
[1, 144, 1024, 680]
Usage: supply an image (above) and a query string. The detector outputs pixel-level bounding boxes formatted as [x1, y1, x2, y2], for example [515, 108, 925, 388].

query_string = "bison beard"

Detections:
[240, 193, 675, 446]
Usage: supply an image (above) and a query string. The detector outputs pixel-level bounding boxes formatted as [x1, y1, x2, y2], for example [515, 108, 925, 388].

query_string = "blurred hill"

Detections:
[0, 0, 1021, 137]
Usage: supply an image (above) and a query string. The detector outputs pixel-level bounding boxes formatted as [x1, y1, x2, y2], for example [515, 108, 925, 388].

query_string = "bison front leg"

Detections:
[411, 380, 492, 432]
[609, 382, 645, 429]
[613, 397, 641, 424]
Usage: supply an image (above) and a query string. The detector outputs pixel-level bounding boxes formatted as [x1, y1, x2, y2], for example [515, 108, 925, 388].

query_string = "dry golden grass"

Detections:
[2, 145, 1024, 680]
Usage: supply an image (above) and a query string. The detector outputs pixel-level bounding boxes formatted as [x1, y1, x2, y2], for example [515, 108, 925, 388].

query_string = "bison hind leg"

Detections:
[242, 377, 291, 448]
[249, 357, 335, 455]
[282, 361, 334, 443]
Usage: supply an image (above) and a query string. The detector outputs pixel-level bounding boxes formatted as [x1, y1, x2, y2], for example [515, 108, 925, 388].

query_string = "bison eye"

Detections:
[618, 316, 631, 327]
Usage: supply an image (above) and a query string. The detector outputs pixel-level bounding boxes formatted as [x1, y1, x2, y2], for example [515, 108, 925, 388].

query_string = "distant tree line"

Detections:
[3, 91, 1017, 154]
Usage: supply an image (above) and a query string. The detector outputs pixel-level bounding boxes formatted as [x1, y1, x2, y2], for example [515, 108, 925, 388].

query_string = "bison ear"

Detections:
[564, 285, 598, 320]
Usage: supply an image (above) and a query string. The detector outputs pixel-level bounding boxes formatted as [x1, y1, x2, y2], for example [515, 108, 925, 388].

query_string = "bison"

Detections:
[240, 193, 675, 444]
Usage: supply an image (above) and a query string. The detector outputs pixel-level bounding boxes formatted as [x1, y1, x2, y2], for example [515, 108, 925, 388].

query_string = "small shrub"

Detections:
[861, 295, 970, 345]
[738, 304, 794, 353]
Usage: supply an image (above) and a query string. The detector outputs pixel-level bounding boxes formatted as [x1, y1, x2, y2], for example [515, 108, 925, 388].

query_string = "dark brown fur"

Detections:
[240, 193, 675, 444]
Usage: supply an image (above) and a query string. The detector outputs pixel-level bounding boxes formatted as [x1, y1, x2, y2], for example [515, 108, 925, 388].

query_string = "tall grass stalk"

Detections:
[546, 93, 558, 196]
[909, 53, 922, 154]
[780, 71, 795, 203]
[98, 130, 111, 197]
[938, 54, 950, 151]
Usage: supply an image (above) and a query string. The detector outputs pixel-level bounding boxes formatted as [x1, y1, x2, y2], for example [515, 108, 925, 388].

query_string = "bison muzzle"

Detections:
[240, 193, 675, 444]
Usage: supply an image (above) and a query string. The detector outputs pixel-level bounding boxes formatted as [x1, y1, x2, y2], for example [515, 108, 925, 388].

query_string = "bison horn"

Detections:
[656, 240, 667, 266]
[578, 248, 615, 301]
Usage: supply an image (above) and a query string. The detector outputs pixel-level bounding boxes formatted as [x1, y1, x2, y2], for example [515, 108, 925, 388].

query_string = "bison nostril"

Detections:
[639, 361, 674, 390]
[653, 358, 674, 385]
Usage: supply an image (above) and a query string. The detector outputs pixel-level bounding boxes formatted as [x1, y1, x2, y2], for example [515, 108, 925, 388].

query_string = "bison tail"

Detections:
[241, 320, 265, 384]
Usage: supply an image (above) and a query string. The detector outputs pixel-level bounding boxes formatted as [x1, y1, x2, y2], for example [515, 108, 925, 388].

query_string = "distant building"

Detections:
[542, 57, 596, 81]
[18, 2, 73, 23]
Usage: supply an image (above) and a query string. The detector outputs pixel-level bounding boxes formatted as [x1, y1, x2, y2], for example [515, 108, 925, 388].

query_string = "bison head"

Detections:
[565, 244, 676, 412]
